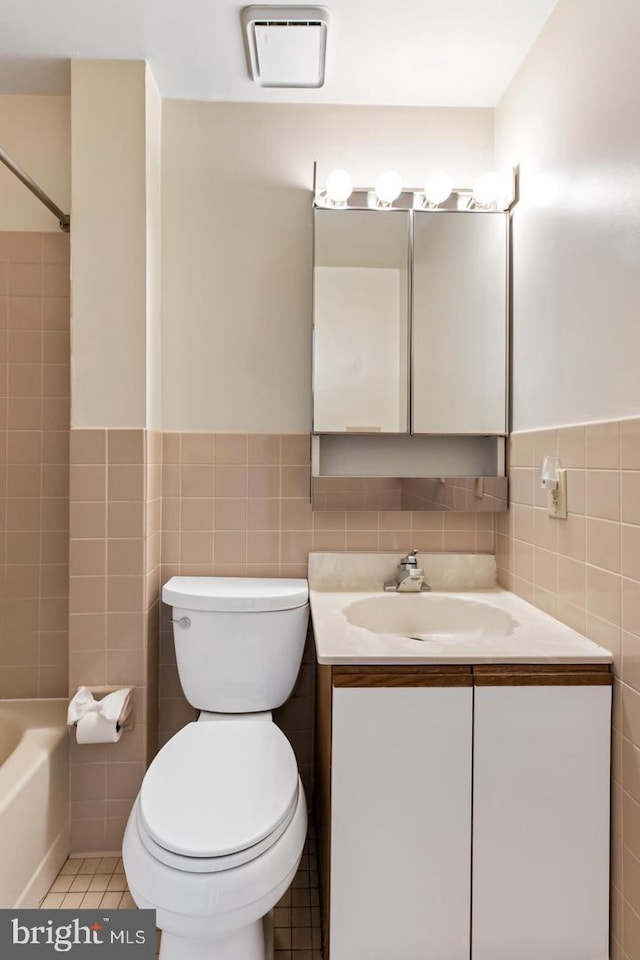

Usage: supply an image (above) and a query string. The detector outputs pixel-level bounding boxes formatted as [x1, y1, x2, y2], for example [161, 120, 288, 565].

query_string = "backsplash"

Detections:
[495, 417, 640, 957]
[159, 432, 495, 572]
[0, 231, 70, 699]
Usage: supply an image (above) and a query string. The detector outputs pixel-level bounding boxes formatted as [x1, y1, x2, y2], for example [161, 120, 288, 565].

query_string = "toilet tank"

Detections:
[162, 577, 309, 713]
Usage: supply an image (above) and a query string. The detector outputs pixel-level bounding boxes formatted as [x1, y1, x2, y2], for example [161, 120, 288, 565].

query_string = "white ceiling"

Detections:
[0, 0, 558, 106]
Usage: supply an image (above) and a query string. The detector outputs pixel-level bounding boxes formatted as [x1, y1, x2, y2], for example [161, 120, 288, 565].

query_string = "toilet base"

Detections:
[159, 917, 268, 960]
[124, 780, 307, 960]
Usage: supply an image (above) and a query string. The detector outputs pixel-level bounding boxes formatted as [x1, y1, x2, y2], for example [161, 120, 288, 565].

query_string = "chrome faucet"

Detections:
[384, 550, 431, 593]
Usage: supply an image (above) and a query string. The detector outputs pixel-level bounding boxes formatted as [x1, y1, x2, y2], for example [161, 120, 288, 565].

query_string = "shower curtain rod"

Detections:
[0, 145, 70, 233]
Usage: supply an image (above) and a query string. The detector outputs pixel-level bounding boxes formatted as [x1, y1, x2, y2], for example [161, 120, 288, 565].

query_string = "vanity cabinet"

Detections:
[472, 665, 611, 960]
[315, 663, 611, 960]
[328, 667, 473, 960]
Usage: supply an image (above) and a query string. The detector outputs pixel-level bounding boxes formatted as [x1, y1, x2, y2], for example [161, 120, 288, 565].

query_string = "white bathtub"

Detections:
[0, 699, 69, 907]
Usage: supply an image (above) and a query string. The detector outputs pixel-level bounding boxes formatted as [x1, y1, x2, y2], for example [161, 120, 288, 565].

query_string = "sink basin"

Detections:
[344, 594, 518, 643]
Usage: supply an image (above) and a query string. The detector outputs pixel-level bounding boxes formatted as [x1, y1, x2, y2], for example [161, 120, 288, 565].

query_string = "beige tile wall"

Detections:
[495, 417, 640, 960]
[0, 231, 70, 699]
[145, 431, 161, 764]
[68, 427, 496, 851]
[159, 432, 496, 798]
[68, 428, 159, 854]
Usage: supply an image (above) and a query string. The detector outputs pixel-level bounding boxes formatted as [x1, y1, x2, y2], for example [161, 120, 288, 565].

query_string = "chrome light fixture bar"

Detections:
[313, 164, 516, 212]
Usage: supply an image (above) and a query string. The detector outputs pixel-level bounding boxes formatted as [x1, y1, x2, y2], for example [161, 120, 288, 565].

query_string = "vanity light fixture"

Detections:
[471, 171, 506, 209]
[325, 169, 353, 206]
[372, 170, 403, 207]
[313, 164, 514, 211]
[423, 171, 454, 207]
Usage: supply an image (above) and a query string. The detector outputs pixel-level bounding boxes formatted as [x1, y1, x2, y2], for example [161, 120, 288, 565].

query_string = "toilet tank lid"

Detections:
[162, 576, 309, 612]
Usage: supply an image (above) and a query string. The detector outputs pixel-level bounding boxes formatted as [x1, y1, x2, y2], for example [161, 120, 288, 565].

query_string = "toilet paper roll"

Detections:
[76, 711, 123, 744]
[68, 685, 133, 744]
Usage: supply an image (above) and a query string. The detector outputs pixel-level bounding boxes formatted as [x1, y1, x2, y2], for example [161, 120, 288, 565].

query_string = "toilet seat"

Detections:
[135, 789, 299, 874]
[138, 720, 299, 873]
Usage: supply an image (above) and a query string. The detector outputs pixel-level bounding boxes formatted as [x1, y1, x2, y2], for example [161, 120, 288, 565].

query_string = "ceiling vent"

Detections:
[241, 6, 330, 88]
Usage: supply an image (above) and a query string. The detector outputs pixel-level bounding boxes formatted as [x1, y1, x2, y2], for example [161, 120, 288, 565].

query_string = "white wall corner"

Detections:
[70, 59, 149, 429]
[145, 62, 163, 433]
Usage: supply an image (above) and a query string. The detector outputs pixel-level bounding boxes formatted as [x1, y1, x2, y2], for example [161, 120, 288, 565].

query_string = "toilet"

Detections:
[122, 576, 310, 960]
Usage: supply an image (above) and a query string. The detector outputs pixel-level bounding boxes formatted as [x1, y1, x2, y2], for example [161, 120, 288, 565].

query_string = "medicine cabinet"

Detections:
[412, 210, 508, 434]
[313, 209, 410, 434]
[313, 206, 508, 436]
[311, 194, 510, 510]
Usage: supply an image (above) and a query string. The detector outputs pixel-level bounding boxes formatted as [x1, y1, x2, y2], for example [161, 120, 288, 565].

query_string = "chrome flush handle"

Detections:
[170, 616, 191, 628]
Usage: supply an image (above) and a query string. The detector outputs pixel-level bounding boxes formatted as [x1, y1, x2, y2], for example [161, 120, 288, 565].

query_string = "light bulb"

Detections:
[374, 170, 402, 205]
[472, 171, 505, 208]
[424, 172, 453, 206]
[325, 169, 353, 204]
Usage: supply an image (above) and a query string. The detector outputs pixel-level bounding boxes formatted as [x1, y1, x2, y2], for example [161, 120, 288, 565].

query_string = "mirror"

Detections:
[312, 207, 508, 438]
[412, 211, 508, 434]
[313, 209, 410, 433]
[311, 476, 508, 511]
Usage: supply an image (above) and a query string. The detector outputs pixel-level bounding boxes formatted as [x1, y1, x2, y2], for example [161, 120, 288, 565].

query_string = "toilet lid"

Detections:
[139, 721, 299, 859]
[162, 577, 308, 612]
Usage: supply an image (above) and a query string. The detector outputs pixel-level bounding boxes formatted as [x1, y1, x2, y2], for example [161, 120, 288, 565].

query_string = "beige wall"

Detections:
[70, 61, 155, 430]
[0, 96, 70, 233]
[161, 102, 495, 432]
[496, 0, 640, 432]
[145, 68, 162, 433]
[68, 61, 163, 853]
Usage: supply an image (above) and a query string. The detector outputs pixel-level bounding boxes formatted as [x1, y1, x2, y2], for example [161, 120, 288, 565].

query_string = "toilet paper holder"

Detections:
[68, 685, 134, 744]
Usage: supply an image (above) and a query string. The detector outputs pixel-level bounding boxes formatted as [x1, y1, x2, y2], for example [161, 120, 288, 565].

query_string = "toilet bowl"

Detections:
[122, 577, 310, 960]
[123, 746, 308, 960]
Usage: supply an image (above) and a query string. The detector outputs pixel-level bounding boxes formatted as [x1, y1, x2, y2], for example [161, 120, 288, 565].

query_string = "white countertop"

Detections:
[308, 553, 613, 666]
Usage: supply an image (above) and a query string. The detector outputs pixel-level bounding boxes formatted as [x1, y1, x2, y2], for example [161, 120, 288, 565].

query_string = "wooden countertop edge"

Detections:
[474, 663, 612, 686]
[331, 662, 612, 687]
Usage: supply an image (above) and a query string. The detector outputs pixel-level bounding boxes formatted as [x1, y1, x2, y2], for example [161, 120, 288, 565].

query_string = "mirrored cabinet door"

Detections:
[313, 209, 410, 433]
[412, 211, 508, 435]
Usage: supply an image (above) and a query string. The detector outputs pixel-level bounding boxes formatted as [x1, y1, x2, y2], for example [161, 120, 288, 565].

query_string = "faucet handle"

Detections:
[399, 549, 419, 568]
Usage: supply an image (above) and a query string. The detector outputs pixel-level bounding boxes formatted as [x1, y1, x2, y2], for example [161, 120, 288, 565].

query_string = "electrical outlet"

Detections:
[547, 468, 567, 519]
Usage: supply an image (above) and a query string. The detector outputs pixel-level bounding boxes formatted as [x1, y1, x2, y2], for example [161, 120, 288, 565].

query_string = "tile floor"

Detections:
[40, 825, 322, 959]
[40, 856, 133, 910]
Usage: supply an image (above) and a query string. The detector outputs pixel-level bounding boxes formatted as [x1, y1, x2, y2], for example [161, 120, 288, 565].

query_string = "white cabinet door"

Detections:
[313, 209, 410, 433]
[472, 683, 611, 960]
[330, 686, 473, 960]
[412, 211, 508, 435]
